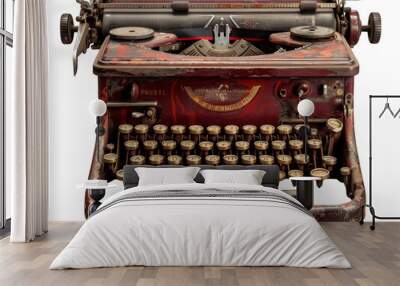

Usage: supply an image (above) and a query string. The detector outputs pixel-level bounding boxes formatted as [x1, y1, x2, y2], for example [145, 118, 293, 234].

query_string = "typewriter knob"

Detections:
[116, 170, 124, 181]
[363, 12, 382, 44]
[60, 14, 77, 44]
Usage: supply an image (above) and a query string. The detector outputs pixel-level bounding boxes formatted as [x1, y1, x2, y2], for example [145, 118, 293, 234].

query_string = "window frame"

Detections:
[0, 0, 14, 232]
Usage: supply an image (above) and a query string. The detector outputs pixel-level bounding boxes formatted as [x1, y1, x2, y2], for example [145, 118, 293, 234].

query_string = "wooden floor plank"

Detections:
[0, 222, 399, 286]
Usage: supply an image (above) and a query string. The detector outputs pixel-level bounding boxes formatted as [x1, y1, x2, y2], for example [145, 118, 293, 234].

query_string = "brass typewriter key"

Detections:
[106, 143, 115, 153]
[241, 154, 257, 165]
[235, 141, 250, 158]
[216, 141, 231, 157]
[143, 140, 158, 157]
[161, 140, 177, 157]
[326, 118, 343, 156]
[288, 169, 304, 178]
[308, 139, 323, 169]
[124, 140, 139, 164]
[254, 141, 268, 156]
[242, 125, 257, 141]
[180, 140, 196, 158]
[117, 124, 134, 162]
[259, 155, 275, 165]
[277, 124, 293, 141]
[189, 125, 204, 144]
[322, 155, 337, 172]
[149, 154, 165, 166]
[134, 124, 149, 142]
[119, 124, 134, 135]
[199, 141, 214, 158]
[279, 171, 286, 181]
[260, 124, 275, 142]
[340, 167, 352, 194]
[167, 155, 183, 165]
[186, 155, 202, 165]
[129, 155, 146, 165]
[153, 124, 168, 142]
[224, 125, 239, 142]
[171, 125, 186, 144]
[277, 154, 293, 178]
[272, 140, 286, 156]
[294, 154, 310, 171]
[289, 139, 304, 156]
[104, 153, 118, 179]
[205, 155, 220, 166]
[206, 125, 221, 143]
[116, 169, 124, 181]
[223, 155, 239, 165]
[311, 168, 330, 187]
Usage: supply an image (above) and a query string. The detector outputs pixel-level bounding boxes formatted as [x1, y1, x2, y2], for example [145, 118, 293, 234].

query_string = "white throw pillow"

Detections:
[136, 167, 201, 186]
[200, 170, 266, 185]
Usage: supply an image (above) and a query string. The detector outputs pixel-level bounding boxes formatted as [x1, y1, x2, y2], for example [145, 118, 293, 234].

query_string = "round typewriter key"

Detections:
[235, 141, 250, 151]
[254, 141, 268, 151]
[223, 155, 239, 165]
[277, 124, 293, 136]
[116, 169, 124, 181]
[295, 154, 310, 165]
[224, 124, 239, 135]
[205, 155, 220, 166]
[124, 140, 139, 151]
[134, 124, 149, 135]
[326, 118, 343, 133]
[340, 167, 351, 176]
[288, 170, 304, 178]
[153, 124, 168, 135]
[289, 139, 304, 151]
[130, 155, 145, 165]
[322, 156, 337, 167]
[149, 154, 164, 166]
[241, 154, 257, 165]
[106, 143, 115, 153]
[167, 155, 182, 165]
[242, 125, 257, 135]
[260, 124, 275, 135]
[171, 125, 186, 135]
[216, 141, 231, 151]
[199, 141, 214, 151]
[308, 139, 322, 150]
[186, 155, 201, 165]
[189, 125, 204, 135]
[104, 153, 118, 164]
[162, 140, 176, 151]
[259, 155, 275, 165]
[277, 154, 292, 166]
[143, 140, 158, 150]
[180, 140, 195, 151]
[272, 140, 286, 151]
[311, 168, 330, 180]
[207, 125, 221, 136]
[119, 124, 134, 134]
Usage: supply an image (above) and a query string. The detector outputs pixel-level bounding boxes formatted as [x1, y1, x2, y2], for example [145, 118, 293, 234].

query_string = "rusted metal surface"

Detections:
[94, 33, 358, 77]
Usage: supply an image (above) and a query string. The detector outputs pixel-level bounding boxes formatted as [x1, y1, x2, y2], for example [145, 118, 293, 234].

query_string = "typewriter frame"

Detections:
[84, 32, 365, 222]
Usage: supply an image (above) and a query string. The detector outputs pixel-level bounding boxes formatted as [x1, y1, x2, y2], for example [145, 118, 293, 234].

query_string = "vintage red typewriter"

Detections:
[60, 0, 381, 221]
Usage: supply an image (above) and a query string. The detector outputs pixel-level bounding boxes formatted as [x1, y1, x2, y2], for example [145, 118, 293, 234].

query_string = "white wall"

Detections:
[47, 0, 399, 221]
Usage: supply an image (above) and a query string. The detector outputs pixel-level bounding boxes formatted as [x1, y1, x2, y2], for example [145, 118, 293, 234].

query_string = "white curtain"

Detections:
[8, 0, 49, 242]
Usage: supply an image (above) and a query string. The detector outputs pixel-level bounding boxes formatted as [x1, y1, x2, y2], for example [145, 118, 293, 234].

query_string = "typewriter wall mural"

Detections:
[60, 0, 381, 221]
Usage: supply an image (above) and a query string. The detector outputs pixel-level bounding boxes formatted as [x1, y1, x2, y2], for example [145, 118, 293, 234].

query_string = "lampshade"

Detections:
[89, 99, 107, 117]
[297, 99, 315, 117]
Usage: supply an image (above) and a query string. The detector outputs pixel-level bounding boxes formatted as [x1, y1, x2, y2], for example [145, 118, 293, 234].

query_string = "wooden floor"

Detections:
[0, 222, 399, 286]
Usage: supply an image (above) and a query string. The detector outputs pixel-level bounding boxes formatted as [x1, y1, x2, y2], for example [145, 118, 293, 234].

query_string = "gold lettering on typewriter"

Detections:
[184, 85, 261, 112]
